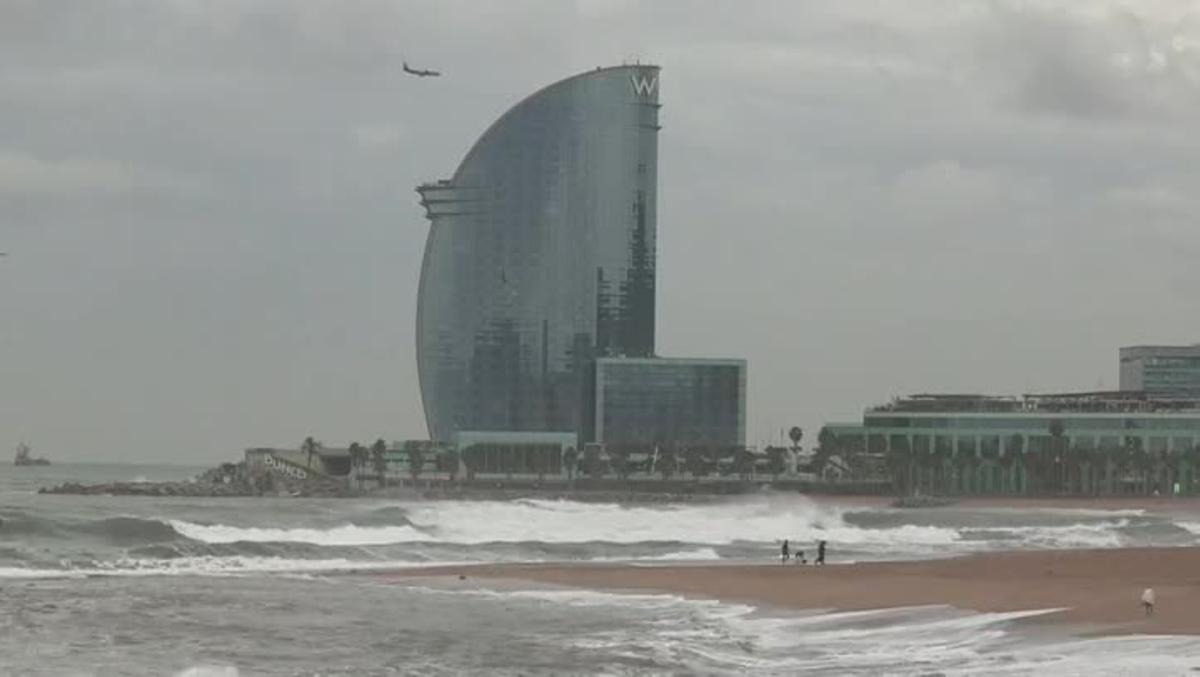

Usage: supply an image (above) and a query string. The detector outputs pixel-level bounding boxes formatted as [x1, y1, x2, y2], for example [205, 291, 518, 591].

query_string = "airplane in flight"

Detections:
[403, 61, 441, 78]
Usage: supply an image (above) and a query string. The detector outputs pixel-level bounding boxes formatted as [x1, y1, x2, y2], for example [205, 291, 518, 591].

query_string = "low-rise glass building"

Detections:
[860, 393, 1200, 495]
[592, 357, 746, 453]
[1120, 345, 1200, 398]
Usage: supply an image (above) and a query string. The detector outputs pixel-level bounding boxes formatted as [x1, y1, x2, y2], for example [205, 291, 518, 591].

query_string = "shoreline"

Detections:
[380, 547, 1200, 636]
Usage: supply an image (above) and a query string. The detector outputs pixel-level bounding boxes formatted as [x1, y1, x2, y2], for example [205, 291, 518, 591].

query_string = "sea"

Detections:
[4, 463, 1200, 676]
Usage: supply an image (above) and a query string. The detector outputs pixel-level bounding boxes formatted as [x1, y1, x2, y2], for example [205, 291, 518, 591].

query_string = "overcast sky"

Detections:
[2, 1, 1198, 463]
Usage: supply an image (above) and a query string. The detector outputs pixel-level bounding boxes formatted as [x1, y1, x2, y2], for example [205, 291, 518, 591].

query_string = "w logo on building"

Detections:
[630, 73, 658, 97]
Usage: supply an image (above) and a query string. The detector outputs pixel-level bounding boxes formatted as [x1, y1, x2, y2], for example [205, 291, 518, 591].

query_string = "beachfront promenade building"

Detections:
[830, 393, 1200, 496]
[415, 65, 746, 466]
[1120, 345, 1200, 399]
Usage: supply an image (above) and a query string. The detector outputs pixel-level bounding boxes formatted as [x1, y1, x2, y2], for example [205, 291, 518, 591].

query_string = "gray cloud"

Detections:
[0, 1, 1197, 462]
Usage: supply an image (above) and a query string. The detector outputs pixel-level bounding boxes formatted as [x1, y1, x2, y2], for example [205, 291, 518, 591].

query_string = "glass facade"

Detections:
[594, 358, 746, 450]
[864, 412, 1200, 443]
[862, 404, 1200, 495]
[416, 66, 661, 442]
[1120, 345, 1200, 398]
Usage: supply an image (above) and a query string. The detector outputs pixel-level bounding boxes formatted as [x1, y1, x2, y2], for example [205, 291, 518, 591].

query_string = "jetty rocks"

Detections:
[39, 480, 254, 497]
[38, 460, 355, 498]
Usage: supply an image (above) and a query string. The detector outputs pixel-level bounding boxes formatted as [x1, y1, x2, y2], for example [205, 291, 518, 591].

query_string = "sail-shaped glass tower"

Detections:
[416, 65, 662, 442]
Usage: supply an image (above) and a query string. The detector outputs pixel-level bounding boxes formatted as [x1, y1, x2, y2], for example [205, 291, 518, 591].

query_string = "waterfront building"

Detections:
[1120, 345, 1200, 398]
[416, 64, 662, 443]
[414, 65, 749, 465]
[591, 357, 746, 452]
[859, 393, 1200, 495]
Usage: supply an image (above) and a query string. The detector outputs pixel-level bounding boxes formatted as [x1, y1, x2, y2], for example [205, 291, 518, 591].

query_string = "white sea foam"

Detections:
[174, 667, 239, 677]
[0, 557, 471, 579]
[438, 586, 1200, 674]
[158, 497, 1164, 560]
[964, 520, 1129, 549]
[170, 520, 428, 545]
[169, 497, 962, 549]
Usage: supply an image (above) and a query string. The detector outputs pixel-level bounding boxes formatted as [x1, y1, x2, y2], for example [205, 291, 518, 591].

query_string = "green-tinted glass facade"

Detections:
[593, 358, 746, 451]
[1120, 345, 1200, 398]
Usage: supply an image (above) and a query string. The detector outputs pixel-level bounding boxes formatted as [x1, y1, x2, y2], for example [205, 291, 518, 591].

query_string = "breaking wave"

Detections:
[169, 521, 430, 546]
[4, 496, 1200, 579]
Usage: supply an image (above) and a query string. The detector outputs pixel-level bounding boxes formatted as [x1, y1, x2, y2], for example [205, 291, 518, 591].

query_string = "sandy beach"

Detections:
[393, 547, 1200, 635]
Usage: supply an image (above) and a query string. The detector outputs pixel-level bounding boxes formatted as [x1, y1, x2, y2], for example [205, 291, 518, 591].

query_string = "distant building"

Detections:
[413, 64, 748, 460]
[415, 64, 661, 443]
[1120, 345, 1200, 398]
[591, 357, 746, 452]
[862, 392, 1200, 495]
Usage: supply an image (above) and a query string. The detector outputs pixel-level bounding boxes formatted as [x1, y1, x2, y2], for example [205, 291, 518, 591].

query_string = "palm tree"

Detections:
[1003, 435, 1024, 493]
[683, 446, 703, 480]
[462, 445, 479, 481]
[953, 448, 976, 495]
[788, 426, 803, 460]
[583, 445, 603, 479]
[1048, 420, 1066, 495]
[562, 446, 579, 484]
[439, 447, 461, 482]
[348, 441, 366, 490]
[302, 436, 321, 474]
[814, 427, 838, 480]
[765, 446, 786, 480]
[371, 438, 388, 488]
[407, 442, 425, 484]
[658, 446, 677, 480]
[885, 442, 909, 495]
[733, 447, 754, 481]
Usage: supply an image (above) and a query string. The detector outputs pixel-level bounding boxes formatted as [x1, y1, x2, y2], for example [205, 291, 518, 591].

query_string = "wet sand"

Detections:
[391, 547, 1200, 635]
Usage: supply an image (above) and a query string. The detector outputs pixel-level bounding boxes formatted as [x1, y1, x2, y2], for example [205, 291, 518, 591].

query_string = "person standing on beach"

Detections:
[1142, 588, 1155, 616]
[815, 540, 827, 565]
[781, 539, 790, 564]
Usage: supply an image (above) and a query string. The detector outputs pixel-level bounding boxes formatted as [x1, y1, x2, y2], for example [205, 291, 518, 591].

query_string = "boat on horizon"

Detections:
[14, 442, 50, 466]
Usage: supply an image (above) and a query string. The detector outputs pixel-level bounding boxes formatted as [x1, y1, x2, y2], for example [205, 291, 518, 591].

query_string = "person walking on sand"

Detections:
[815, 540, 827, 565]
[1142, 587, 1155, 616]
[780, 539, 790, 564]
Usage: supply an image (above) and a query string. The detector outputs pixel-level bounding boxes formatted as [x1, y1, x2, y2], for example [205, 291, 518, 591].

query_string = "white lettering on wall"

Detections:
[630, 74, 658, 97]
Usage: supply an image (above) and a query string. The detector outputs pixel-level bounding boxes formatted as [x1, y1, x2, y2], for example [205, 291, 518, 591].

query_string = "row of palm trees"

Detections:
[299, 437, 457, 489]
[347, 439, 390, 488]
[560, 445, 787, 481]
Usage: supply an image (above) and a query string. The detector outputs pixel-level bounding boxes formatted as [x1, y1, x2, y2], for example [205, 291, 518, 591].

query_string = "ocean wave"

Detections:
[169, 520, 430, 546]
[78, 516, 182, 545]
[962, 520, 1129, 549]
[347, 505, 416, 527]
[430, 587, 1200, 674]
[1175, 521, 1200, 536]
[175, 668, 239, 677]
[401, 497, 961, 546]
[596, 547, 723, 562]
[156, 498, 963, 550]
[0, 556, 473, 579]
